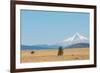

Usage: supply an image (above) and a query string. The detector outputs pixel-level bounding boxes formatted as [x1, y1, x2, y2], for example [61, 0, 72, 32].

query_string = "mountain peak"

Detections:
[72, 32, 88, 41]
[62, 32, 89, 45]
[63, 32, 88, 43]
[56, 32, 89, 47]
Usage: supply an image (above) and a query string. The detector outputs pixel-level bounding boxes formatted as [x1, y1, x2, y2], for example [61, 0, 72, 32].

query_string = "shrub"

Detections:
[30, 51, 35, 54]
[58, 46, 63, 56]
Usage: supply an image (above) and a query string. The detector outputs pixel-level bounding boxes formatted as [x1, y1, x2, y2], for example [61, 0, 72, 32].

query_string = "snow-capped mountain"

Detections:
[57, 32, 89, 47]
[63, 32, 88, 42]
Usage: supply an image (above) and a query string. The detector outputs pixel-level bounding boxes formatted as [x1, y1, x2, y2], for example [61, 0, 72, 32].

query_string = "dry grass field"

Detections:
[21, 48, 89, 63]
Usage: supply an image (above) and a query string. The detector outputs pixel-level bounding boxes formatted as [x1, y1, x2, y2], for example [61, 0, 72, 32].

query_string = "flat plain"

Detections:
[21, 48, 89, 63]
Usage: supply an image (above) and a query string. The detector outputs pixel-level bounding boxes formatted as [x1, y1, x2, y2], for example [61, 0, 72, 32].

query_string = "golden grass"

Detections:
[21, 48, 89, 63]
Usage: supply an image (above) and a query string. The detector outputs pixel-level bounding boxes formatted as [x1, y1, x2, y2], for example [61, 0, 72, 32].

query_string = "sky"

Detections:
[21, 9, 90, 45]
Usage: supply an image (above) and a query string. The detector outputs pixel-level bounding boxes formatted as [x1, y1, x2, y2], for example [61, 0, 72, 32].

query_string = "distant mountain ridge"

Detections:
[66, 43, 89, 48]
[21, 45, 58, 50]
[21, 43, 89, 50]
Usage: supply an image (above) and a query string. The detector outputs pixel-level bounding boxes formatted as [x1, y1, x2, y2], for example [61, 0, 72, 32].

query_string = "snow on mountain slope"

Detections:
[58, 32, 89, 47]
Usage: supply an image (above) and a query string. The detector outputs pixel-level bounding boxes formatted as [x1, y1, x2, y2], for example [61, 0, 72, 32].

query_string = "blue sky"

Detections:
[21, 10, 90, 45]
